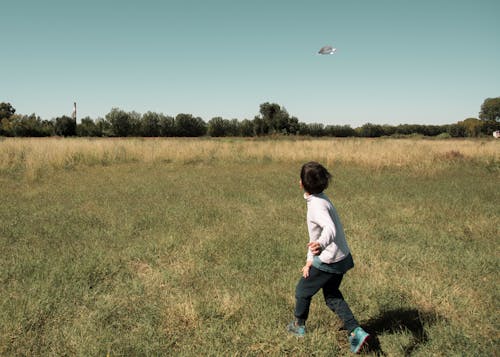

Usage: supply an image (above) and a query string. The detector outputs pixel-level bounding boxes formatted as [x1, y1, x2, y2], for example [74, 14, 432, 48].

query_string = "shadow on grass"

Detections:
[362, 308, 441, 356]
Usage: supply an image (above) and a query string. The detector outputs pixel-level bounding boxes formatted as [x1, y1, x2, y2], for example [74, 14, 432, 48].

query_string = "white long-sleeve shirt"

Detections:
[305, 192, 351, 264]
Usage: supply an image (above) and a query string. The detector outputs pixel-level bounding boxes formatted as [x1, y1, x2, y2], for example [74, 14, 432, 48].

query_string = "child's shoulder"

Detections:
[315, 192, 331, 201]
[310, 193, 333, 207]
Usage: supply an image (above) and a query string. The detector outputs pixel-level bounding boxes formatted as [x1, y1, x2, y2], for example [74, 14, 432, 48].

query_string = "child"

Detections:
[287, 161, 370, 354]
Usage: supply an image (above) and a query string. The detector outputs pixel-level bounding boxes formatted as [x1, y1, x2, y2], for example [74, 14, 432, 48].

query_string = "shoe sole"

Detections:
[352, 334, 370, 354]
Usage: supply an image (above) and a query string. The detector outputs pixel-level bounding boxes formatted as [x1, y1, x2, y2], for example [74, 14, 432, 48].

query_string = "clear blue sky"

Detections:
[2, 0, 499, 127]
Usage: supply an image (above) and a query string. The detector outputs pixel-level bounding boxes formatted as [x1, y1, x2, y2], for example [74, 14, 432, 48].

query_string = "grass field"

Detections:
[1, 137, 499, 356]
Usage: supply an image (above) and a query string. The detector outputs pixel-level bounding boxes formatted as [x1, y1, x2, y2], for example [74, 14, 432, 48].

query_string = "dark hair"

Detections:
[300, 161, 331, 194]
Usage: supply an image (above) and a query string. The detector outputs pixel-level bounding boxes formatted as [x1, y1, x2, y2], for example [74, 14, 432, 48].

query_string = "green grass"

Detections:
[1, 158, 499, 356]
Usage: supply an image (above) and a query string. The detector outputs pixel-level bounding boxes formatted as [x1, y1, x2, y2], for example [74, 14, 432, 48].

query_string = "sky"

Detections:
[1, 0, 499, 127]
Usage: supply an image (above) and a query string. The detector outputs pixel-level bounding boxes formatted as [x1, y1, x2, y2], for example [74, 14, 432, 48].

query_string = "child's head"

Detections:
[300, 161, 331, 194]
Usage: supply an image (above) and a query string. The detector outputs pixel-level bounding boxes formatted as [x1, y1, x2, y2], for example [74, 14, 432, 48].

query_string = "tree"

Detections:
[1, 118, 13, 136]
[95, 117, 112, 137]
[175, 114, 206, 137]
[381, 125, 396, 136]
[40, 120, 55, 136]
[252, 116, 268, 136]
[256, 102, 300, 135]
[128, 111, 142, 136]
[421, 125, 445, 137]
[226, 119, 241, 136]
[0, 102, 16, 120]
[207, 117, 227, 137]
[459, 118, 483, 137]
[447, 123, 466, 137]
[141, 111, 161, 137]
[239, 119, 255, 137]
[395, 124, 417, 136]
[479, 97, 500, 122]
[259, 102, 281, 133]
[259, 102, 287, 134]
[308, 123, 325, 137]
[324, 125, 356, 137]
[54, 115, 77, 136]
[287, 116, 300, 135]
[297, 122, 310, 136]
[77, 117, 102, 137]
[158, 115, 175, 136]
[106, 108, 132, 136]
[358, 123, 385, 137]
[479, 118, 500, 136]
[9, 114, 50, 137]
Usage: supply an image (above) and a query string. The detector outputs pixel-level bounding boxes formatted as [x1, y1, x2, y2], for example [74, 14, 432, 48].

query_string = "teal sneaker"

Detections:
[349, 326, 370, 353]
[287, 321, 306, 337]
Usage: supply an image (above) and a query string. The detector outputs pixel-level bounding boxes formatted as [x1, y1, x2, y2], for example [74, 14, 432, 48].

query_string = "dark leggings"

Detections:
[294, 266, 359, 333]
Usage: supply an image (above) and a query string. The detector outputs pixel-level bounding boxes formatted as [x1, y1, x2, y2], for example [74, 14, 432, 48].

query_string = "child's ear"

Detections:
[299, 180, 304, 189]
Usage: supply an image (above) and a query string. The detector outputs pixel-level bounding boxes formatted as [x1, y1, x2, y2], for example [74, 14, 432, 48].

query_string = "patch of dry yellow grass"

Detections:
[0, 137, 498, 179]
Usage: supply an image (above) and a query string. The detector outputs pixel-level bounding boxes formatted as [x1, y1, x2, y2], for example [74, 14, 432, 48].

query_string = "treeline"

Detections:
[1, 101, 499, 138]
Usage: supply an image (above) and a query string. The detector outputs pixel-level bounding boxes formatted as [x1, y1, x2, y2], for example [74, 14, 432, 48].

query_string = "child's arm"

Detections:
[311, 206, 337, 251]
[302, 260, 313, 278]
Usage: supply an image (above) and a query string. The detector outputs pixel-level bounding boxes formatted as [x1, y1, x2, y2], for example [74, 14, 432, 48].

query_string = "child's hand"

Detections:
[302, 265, 311, 278]
[307, 241, 322, 255]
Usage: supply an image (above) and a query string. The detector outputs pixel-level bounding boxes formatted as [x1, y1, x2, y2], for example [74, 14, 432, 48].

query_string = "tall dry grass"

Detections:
[0, 137, 498, 180]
